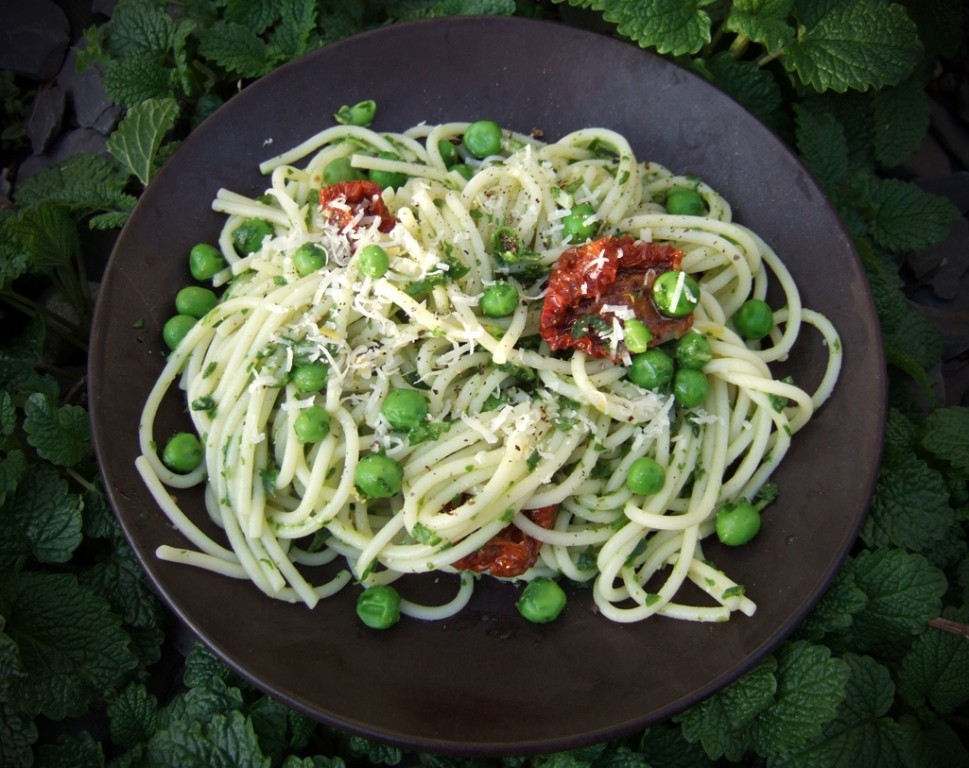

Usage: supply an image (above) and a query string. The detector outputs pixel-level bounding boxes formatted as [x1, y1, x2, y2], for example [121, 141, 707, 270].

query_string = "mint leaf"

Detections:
[795, 568, 868, 641]
[105, 0, 176, 58]
[0, 450, 27, 510]
[107, 97, 180, 187]
[225, 0, 282, 34]
[793, 102, 853, 193]
[146, 710, 270, 768]
[268, 0, 318, 62]
[0, 316, 59, 399]
[724, 0, 795, 52]
[0, 571, 138, 719]
[705, 53, 785, 130]
[785, 0, 922, 93]
[0, 211, 31, 291]
[23, 392, 91, 468]
[36, 731, 105, 767]
[388, 0, 516, 18]
[898, 713, 969, 768]
[920, 406, 969, 474]
[0, 464, 83, 567]
[748, 640, 849, 755]
[0, 702, 37, 768]
[102, 55, 175, 107]
[829, 549, 947, 657]
[9, 203, 81, 274]
[867, 178, 959, 253]
[80, 537, 162, 629]
[898, 608, 969, 714]
[771, 654, 907, 768]
[581, 0, 716, 56]
[871, 76, 930, 167]
[13, 153, 133, 216]
[862, 458, 953, 552]
[182, 642, 238, 689]
[108, 682, 159, 749]
[675, 655, 777, 760]
[199, 21, 273, 78]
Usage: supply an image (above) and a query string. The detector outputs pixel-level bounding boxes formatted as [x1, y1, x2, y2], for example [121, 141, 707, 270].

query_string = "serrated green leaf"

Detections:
[387, 0, 516, 19]
[109, 683, 160, 750]
[36, 731, 105, 768]
[0, 702, 37, 768]
[784, 0, 922, 92]
[872, 76, 930, 168]
[580, 0, 716, 56]
[10, 203, 81, 275]
[867, 178, 959, 252]
[0, 390, 17, 437]
[920, 406, 969, 474]
[0, 210, 30, 291]
[637, 723, 711, 766]
[107, 97, 180, 187]
[106, 0, 175, 59]
[898, 607, 969, 714]
[225, 0, 281, 34]
[181, 642, 238, 689]
[772, 654, 907, 768]
[862, 457, 953, 551]
[269, 0, 317, 61]
[164, 678, 245, 725]
[23, 392, 91, 468]
[898, 712, 969, 768]
[832, 548, 947, 657]
[102, 55, 174, 107]
[793, 102, 853, 192]
[675, 655, 777, 760]
[0, 571, 138, 719]
[748, 640, 849, 755]
[80, 537, 162, 628]
[13, 153, 130, 214]
[248, 696, 292, 764]
[705, 53, 785, 130]
[795, 568, 868, 641]
[198, 20, 273, 79]
[0, 464, 83, 567]
[146, 710, 270, 768]
[0, 450, 27, 511]
[724, 0, 795, 52]
[0, 316, 60, 399]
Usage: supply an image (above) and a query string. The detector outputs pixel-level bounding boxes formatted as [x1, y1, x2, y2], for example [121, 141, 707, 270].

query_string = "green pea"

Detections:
[450, 163, 474, 181]
[294, 405, 331, 444]
[333, 99, 377, 127]
[175, 286, 218, 318]
[293, 243, 327, 276]
[368, 151, 408, 189]
[673, 368, 709, 409]
[382, 388, 429, 430]
[625, 456, 666, 496]
[517, 577, 567, 623]
[734, 299, 774, 341]
[462, 120, 503, 159]
[358, 244, 389, 278]
[480, 281, 519, 318]
[437, 139, 460, 167]
[162, 314, 197, 350]
[292, 363, 329, 393]
[666, 187, 706, 216]
[355, 453, 404, 498]
[189, 243, 226, 280]
[652, 270, 701, 318]
[675, 331, 712, 370]
[232, 219, 273, 255]
[323, 156, 365, 185]
[627, 348, 674, 390]
[716, 500, 762, 546]
[623, 319, 652, 354]
[561, 202, 598, 242]
[356, 584, 401, 629]
[162, 432, 203, 473]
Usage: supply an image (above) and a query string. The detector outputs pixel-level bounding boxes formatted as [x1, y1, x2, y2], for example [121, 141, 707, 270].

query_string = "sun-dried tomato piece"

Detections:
[451, 505, 557, 578]
[318, 180, 395, 234]
[539, 235, 692, 359]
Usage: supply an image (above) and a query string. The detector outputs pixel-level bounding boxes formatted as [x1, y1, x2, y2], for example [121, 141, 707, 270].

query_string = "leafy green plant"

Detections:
[1, 0, 967, 766]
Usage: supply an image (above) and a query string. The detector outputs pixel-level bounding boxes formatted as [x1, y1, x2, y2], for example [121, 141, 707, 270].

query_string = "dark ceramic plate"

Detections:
[89, 16, 885, 756]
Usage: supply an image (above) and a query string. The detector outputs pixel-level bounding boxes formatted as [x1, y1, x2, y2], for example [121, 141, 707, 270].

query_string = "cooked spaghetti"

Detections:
[136, 119, 842, 624]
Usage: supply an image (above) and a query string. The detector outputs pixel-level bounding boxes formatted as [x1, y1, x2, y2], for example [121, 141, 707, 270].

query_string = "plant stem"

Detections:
[728, 33, 750, 60]
[0, 290, 89, 354]
[929, 616, 969, 639]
